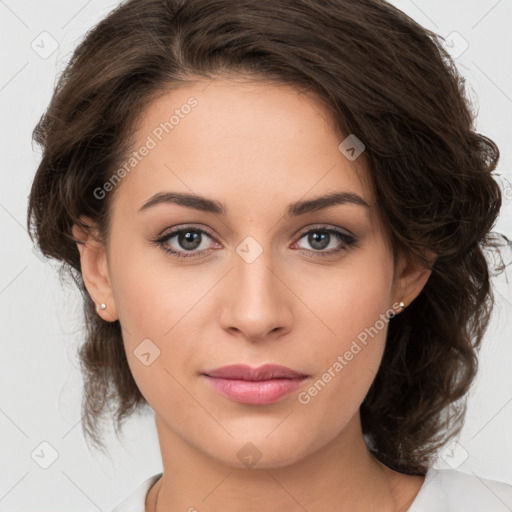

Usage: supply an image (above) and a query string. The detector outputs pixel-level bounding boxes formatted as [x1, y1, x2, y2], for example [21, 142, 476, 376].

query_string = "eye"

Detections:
[292, 226, 357, 257]
[153, 226, 220, 260]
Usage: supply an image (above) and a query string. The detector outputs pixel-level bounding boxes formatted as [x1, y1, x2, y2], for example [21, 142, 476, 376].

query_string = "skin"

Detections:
[73, 77, 433, 511]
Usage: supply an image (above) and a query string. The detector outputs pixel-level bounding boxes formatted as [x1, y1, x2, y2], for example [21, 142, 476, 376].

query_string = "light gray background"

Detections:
[1, 0, 511, 510]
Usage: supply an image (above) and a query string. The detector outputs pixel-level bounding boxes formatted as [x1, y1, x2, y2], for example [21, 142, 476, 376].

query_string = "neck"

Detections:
[146, 413, 424, 512]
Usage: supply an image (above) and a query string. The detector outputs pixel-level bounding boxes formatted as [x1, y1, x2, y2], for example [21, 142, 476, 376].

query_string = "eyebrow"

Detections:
[138, 191, 370, 216]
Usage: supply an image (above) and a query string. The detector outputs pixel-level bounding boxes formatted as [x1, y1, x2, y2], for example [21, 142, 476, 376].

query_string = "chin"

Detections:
[203, 431, 319, 471]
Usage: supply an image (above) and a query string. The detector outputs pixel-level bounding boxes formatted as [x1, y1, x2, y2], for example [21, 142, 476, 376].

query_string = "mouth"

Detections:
[201, 364, 309, 405]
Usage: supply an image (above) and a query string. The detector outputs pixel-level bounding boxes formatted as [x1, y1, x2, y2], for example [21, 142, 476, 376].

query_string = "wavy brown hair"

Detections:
[27, 0, 507, 474]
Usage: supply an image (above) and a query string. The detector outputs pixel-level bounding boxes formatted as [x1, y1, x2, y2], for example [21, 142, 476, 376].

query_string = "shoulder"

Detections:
[409, 468, 512, 511]
[110, 473, 162, 512]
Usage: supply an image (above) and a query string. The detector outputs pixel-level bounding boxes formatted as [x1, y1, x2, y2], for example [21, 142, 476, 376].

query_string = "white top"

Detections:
[110, 468, 512, 511]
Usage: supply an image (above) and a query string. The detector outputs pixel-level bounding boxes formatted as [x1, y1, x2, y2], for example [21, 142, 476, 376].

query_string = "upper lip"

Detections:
[202, 364, 308, 381]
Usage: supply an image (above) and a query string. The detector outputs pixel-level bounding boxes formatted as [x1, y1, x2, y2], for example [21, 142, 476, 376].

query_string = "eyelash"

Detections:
[152, 224, 357, 260]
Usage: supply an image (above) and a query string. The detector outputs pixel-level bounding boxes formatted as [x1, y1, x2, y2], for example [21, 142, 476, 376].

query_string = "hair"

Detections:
[27, 0, 509, 475]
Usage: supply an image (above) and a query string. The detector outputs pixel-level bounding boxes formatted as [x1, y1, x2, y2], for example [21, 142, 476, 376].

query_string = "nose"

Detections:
[218, 246, 294, 343]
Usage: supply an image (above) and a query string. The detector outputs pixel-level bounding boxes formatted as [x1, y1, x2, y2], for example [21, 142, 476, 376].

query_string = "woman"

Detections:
[27, 0, 512, 510]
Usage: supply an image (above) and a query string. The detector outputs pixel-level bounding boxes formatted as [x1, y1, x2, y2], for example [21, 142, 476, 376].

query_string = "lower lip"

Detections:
[203, 376, 306, 405]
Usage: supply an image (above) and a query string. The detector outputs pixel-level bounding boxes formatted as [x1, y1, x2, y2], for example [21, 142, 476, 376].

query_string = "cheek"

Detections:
[307, 291, 391, 402]
[109, 236, 207, 339]
[108, 244, 217, 405]
[296, 248, 394, 353]
[295, 296, 391, 445]
[293, 248, 393, 411]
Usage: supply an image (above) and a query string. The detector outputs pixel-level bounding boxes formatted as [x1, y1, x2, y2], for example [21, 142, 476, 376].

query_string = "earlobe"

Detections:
[72, 217, 118, 322]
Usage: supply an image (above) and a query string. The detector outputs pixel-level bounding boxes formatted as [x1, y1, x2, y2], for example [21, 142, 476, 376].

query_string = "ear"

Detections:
[392, 249, 436, 312]
[72, 216, 118, 322]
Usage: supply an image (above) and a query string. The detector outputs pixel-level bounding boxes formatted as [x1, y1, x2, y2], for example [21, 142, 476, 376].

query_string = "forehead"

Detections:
[110, 77, 373, 219]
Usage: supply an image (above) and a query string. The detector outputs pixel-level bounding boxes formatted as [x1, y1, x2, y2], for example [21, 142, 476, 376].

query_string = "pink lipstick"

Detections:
[202, 364, 308, 405]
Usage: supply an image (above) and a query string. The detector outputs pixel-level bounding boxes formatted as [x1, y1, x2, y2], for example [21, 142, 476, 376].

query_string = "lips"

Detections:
[203, 364, 307, 381]
[201, 364, 308, 405]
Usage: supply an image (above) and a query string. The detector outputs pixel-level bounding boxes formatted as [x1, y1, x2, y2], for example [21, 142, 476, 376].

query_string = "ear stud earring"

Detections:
[99, 302, 107, 310]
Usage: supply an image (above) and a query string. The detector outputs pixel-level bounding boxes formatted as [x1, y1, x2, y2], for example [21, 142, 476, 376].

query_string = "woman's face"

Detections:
[91, 78, 414, 468]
